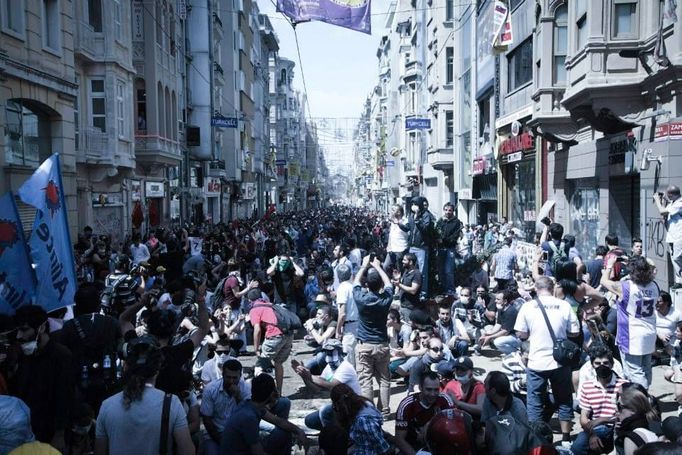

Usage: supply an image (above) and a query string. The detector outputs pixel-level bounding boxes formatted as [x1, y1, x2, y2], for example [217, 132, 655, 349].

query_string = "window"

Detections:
[510, 0, 524, 9]
[113, 0, 122, 41]
[446, 47, 454, 84]
[576, 0, 588, 49]
[446, 0, 453, 21]
[553, 5, 568, 84]
[42, 0, 60, 52]
[613, 1, 637, 38]
[507, 38, 533, 91]
[155, 2, 162, 45]
[2, 0, 25, 37]
[445, 111, 454, 147]
[90, 79, 106, 132]
[4, 100, 50, 167]
[116, 81, 125, 138]
[136, 83, 147, 131]
[88, 0, 102, 32]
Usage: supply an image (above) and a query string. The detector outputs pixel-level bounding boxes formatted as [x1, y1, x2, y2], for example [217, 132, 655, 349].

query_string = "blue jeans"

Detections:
[409, 247, 429, 299]
[260, 398, 293, 455]
[621, 352, 653, 388]
[526, 366, 573, 423]
[451, 339, 470, 357]
[304, 350, 327, 376]
[304, 403, 335, 430]
[492, 335, 521, 355]
[571, 425, 614, 455]
[439, 248, 457, 295]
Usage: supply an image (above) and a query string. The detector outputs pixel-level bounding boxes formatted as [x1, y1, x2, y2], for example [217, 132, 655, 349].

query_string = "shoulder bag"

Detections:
[535, 298, 581, 368]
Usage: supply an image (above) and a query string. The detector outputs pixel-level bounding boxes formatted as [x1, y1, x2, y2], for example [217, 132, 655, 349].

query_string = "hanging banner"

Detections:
[277, 0, 371, 35]
[17, 154, 77, 313]
[0, 192, 36, 315]
[493, 1, 513, 49]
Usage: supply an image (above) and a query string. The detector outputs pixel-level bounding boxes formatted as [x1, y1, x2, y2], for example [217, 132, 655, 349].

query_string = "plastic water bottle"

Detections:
[80, 366, 89, 389]
[103, 355, 112, 382]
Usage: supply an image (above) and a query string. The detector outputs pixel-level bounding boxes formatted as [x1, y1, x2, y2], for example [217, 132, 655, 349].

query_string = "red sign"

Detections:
[654, 121, 682, 142]
[472, 157, 487, 175]
[499, 132, 534, 155]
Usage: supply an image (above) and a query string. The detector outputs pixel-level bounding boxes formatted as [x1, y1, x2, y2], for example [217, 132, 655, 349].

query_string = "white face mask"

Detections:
[325, 352, 341, 369]
[455, 374, 471, 384]
[217, 353, 231, 365]
[496, 304, 505, 311]
[460, 297, 470, 305]
[21, 340, 38, 356]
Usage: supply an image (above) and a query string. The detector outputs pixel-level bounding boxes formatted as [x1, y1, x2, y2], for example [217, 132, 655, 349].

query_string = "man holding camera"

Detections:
[654, 185, 682, 288]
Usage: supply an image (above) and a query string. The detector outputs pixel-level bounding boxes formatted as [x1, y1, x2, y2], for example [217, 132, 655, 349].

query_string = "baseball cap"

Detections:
[156, 266, 167, 273]
[452, 356, 474, 371]
[321, 339, 343, 351]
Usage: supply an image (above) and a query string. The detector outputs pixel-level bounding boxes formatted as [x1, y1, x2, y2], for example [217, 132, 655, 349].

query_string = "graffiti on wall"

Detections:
[94, 207, 123, 248]
[645, 217, 667, 259]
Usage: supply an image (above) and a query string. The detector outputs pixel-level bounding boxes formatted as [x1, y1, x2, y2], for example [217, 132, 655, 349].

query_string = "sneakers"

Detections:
[472, 344, 481, 356]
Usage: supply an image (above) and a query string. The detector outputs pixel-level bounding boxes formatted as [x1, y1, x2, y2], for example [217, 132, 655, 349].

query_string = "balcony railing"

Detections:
[82, 127, 112, 161]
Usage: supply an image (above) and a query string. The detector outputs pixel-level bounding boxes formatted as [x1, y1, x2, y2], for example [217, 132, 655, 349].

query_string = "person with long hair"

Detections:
[615, 383, 661, 455]
[330, 383, 393, 455]
[94, 336, 195, 455]
[602, 256, 660, 388]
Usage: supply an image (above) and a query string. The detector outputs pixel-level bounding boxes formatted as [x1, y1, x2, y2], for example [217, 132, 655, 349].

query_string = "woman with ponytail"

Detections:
[94, 336, 195, 455]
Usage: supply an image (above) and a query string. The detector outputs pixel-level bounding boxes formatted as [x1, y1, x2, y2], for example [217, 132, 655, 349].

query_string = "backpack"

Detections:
[209, 276, 230, 310]
[252, 302, 302, 334]
[547, 241, 568, 276]
[485, 414, 555, 455]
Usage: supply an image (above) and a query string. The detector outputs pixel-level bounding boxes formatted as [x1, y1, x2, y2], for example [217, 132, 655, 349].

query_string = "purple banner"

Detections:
[277, 0, 371, 35]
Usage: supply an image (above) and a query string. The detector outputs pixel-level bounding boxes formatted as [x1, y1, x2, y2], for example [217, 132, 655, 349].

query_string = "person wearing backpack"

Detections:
[248, 288, 294, 394]
[540, 222, 570, 277]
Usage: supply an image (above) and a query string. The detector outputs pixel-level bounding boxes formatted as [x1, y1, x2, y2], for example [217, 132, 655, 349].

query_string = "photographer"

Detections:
[101, 255, 142, 317]
[303, 304, 337, 375]
[653, 185, 682, 288]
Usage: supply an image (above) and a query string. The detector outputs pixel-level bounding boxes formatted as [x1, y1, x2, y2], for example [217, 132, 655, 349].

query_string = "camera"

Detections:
[369, 253, 376, 263]
[541, 251, 549, 262]
[312, 321, 322, 330]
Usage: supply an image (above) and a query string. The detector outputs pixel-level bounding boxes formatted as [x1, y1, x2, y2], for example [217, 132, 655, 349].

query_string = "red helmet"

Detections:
[426, 409, 475, 455]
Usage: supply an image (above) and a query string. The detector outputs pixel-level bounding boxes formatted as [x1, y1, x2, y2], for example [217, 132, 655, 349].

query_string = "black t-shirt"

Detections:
[585, 258, 603, 288]
[272, 268, 296, 303]
[498, 304, 519, 334]
[400, 268, 423, 310]
[57, 313, 121, 369]
[157, 339, 195, 396]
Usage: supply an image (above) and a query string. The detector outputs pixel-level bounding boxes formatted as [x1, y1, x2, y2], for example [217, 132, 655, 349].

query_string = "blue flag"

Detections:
[17, 154, 77, 313]
[0, 192, 36, 315]
[277, 0, 371, 34]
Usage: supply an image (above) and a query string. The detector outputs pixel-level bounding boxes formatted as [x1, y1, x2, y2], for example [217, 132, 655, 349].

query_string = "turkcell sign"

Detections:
[406, 118, 431, 130]
[211, 117, 238, 128]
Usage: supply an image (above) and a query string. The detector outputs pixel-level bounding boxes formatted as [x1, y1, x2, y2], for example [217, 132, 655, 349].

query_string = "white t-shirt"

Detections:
[665, 197, 682, 243]
[337, 280, 358, 334]
[320, 360, 361, 394]
[514, 295, 580, 371]
[656, 307, 681, 343]
[129, 243, 150, 266]
[387, 217, 409, 253]
[189, 237, 203, 256]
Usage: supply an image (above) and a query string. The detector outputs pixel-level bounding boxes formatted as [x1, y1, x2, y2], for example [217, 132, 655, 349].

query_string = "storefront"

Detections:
[471, 156, 498, 225]
[205, 177, 221, 224]
[145, 181, 165, 229]
[498, 131, 537, 242]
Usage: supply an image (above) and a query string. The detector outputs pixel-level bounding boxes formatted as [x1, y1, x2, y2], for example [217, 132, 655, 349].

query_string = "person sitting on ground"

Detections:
[330, 383, 393, 455]
[478, 288, 521, 355]
[394, 327, 432, 379]
[408, 335, 453, 393]
[663, 321, 682, 413]
[387, 309, 412, 374]
[500, 340, 530, 402]
[481, 371, 528, 424]
[615, 383, 661, 455]
[302, 304, 337, 375]
[436, 302, 470, 357]
[395, 371, 455, 455]
[576, 342, 625, 398]
[201, 337, 240, 386]
[656, 292, 681, 361]
[442, 356, 485, 418]
[292, 339, 361, 431]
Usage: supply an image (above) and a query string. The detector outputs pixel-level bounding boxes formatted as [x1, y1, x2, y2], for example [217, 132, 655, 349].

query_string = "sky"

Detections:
[257, 0, 392, 119]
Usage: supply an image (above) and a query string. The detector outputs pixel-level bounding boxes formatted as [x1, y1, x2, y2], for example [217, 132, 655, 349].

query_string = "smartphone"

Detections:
[541, 251, 549, 262]
[369, 253, 376, 263]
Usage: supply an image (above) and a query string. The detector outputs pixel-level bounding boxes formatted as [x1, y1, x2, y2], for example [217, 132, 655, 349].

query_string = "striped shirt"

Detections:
[578, 376, 626, 420]
[501, 352, 527, 396]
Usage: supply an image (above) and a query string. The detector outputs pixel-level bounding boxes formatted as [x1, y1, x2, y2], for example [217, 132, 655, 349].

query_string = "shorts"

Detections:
[261, 335, 293, 364]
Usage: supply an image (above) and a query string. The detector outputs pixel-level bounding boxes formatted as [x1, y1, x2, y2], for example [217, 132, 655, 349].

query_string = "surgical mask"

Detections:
[278, 259, 291, 271]
[72, 421, 93, 436]
[20, 340, 38, 356]
[595, 365, 612, 380]
[496, 304, 504, 311]
[455, 374, 471, 384]
[460, 297, 470, 305]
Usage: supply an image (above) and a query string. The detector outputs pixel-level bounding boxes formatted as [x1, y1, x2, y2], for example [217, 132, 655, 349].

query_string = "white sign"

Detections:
[507, 151, 523, 163]
[145, 181, 165, 198]
[243, 183, 256, 200]
[205, 178, 221, 196]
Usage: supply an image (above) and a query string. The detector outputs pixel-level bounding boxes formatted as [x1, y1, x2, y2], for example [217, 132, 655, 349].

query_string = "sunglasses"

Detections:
[430, 346, 443, 352]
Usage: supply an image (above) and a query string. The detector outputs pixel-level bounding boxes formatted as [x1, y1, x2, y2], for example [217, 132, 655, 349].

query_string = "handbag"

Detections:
[535, 298, 581, 368]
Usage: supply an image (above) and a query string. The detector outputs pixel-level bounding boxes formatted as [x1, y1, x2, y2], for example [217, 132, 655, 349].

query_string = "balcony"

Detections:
[208, 159, 226, 178]
[426, 147, 454, 170]
[75, 21, 105, 61]
[134, 134, 183, 166]
[401, 60, 422, 83]
[214, 62, 224, 86]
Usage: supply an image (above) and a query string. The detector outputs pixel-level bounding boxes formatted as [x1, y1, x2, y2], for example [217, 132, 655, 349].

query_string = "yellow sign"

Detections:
[288, 163, 299, 176]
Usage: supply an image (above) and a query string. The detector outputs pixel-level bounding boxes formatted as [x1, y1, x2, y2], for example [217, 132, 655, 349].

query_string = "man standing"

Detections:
[384, 205, 410, 274]
[330, 243, 352, 291]
[408, 196, 435, 299]
[436, 202, 463, 295]
[392, 253, 423, 324]
[267, 250, 305, 313]
[335, 263, 359, 367]
[514, 276, 580, 446]
[353, 255, 394, 416]
[490, 236, 518, 291]
[654, 185, 682, 288]
[631, 237, 644, 258]
[395, 371, 454, 455]
[129, 233, 151, 266]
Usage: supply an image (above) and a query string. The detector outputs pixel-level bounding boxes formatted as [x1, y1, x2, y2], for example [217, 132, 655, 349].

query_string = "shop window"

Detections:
[88, 0, 102, 32]
[508, 159, 537, 242]
[42, 0, 60, 53]
[612, 0, 638, 39]
[553, 5, 568, 84]
[507, 38, 533, 91]
[89, 79, 106, 132]
[569, 186, 600, 257]
[2, 0, 25, 38]
[4, 100, 51, 167]
[576, 0, 588, 49]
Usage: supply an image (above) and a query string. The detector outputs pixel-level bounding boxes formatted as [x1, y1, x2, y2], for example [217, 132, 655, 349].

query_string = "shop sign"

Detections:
[499, 132, 534, 155]
[386, 160, 395, 167]
[243, 183, 256, 200]
[275, 159, 287, 166]
[145, 182, 165, 198]
[92, 193, 123, 207]
[609, 131, 636, 164]
[132, 3, 144, 40]
[205, 178, 221, 196]
[405, 118, 431, 130]
[211, 116, 238, 128]
[288, 163, 299, 177]
[459, 188, 473, 200]
[506, 151, 523, 163]
[654, 121, 682, 142]
[131, 180, 142, 201]
[472, 157, 487, 175]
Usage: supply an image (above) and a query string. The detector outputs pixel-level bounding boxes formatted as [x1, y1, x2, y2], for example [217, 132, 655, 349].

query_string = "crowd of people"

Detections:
[1, 186, 682, 455]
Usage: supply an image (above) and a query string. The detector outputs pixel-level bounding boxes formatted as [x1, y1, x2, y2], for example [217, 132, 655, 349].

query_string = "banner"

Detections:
[18, 154, 77, 313]
[0, 192, 36, 315]
[277, 0, 371, 34]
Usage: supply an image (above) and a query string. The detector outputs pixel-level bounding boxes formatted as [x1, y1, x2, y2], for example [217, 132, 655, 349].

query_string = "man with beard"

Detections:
[408, 196, 436, 299]
[395, 371, 454, 455]
[436, 202, 463, 295]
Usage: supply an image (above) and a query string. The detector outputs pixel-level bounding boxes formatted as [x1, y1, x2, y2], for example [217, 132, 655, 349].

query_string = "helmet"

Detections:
[426, 409, 475, 455]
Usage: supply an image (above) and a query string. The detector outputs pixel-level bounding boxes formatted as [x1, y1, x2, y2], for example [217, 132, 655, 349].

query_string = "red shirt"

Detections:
[396, 393, 454, 450]
[443, 379, 485, 405]
[249, 300, 283, 338]
[223, 276, 240, 309]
